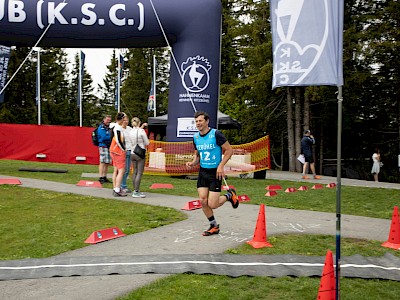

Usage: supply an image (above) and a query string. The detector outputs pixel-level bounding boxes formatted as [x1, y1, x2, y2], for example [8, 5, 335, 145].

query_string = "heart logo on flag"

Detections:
[270, 0, 342, 88]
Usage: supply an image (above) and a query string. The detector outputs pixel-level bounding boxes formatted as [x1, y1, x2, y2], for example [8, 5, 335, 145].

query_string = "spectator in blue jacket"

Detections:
[98, 115, 112, 184]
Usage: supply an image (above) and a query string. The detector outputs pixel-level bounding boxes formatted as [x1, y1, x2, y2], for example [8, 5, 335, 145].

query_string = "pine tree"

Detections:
[221, 1, 285, 160]
[0, 47, 36, 124]
[38, 47, 70, 125]
[98, 49, 118, 119]
[121, 47, 169, 120]
[69, 51, 99, 126]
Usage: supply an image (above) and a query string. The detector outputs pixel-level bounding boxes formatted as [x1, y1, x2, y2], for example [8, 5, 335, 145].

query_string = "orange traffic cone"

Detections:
[381, 206, 400, 250]
[317, 250, 336, 300]
[246, 204, 273, 248]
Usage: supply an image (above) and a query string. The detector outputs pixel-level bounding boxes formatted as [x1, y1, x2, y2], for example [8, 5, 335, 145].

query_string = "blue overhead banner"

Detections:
[0, 0, 222, 141]
[270, 0, 344, 88]
[0, 45, 11, 103]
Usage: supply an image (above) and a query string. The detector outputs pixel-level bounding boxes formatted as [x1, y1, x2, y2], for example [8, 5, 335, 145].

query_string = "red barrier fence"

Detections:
[0, 124, 271, 175]
[0, 123, 98, 165]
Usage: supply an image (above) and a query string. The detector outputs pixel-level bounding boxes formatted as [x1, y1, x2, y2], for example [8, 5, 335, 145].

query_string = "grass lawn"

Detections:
[1, 159, 400, 299]
[0, 185, 186, 260]
[119, 235, 400, 300]
[0, 159, 398, 219]
[118, 275, 399, 300]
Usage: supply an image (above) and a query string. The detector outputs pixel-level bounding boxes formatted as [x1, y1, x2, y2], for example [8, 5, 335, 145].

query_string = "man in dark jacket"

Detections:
[300, 130, 321, 179]
[98, 115, 112, 183]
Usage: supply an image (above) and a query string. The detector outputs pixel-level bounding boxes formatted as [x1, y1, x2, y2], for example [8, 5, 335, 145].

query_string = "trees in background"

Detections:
[219, 0, 400, 181]
[97, 50, 119, 119]
[0, 0, 399, 181]
[97, 48, 169, 122]
[70, 52, 98, 127]
[0, 47, 36, 124]
[0, 47, 94, 126]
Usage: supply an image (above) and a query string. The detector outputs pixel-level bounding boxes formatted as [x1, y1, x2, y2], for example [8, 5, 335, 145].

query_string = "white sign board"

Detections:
[177, 117, 197, 138]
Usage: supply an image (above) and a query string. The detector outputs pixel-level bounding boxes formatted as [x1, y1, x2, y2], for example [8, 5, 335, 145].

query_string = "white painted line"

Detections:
[1, 261, 399, 272]
[0, 261, 325, 270]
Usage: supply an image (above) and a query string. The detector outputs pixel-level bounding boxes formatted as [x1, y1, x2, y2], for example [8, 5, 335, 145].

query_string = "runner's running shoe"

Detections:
[203, 224, 220, 236]
[226, 188, 239, 209]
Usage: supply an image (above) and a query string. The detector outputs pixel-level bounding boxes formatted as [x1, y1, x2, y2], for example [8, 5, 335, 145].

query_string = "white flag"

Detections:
[270, 0, 344, 88]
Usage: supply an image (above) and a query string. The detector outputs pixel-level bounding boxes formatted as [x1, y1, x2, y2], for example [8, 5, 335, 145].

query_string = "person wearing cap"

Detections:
[300, 130, 321, 179]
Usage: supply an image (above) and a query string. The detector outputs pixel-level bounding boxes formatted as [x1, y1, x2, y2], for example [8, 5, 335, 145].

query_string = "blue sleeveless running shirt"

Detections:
[193, 128, 222, 169]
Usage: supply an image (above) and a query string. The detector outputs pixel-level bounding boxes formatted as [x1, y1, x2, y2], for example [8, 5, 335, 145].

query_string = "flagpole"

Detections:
[36, 48, 41, 125]
[336, 85, 343, 300]
[79, 51, 82, 127]
[153, 55, 156, 117]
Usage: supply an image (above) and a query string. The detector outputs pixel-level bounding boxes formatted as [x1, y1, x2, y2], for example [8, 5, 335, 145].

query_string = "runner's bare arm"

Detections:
[186, 150, 200, 168]
[216, 141, 233, 179]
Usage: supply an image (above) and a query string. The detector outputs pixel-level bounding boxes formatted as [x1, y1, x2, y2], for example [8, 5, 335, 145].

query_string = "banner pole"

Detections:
[37, 48, 41, 125]
[336, 85, 343, 300]
[153, 55, 156, 117]
[79, 51, 82, 127]
[117, 52, 121, 113]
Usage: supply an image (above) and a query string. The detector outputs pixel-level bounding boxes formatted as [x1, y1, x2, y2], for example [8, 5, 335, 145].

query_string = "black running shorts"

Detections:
[197, 167, 222, 192]
[304, 155, 314, 163]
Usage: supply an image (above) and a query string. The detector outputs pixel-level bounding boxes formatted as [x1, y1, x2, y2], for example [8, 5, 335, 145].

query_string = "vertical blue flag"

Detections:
[147, 57, 157, 112]
[35, 49, 40, 106]
[115, 54, 124, 110]
[147, 77, 155, 112]
[114, 84, 118, 110]
[80, 51, 85, 77]
[119, 54, 124, 79]
[77, 50, 85, 107]
[270, 0, 344, 88]
[0, 45, 11, 104]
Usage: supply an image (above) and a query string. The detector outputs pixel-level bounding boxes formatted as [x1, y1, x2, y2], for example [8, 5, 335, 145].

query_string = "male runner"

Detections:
[186, 111, 239, 236]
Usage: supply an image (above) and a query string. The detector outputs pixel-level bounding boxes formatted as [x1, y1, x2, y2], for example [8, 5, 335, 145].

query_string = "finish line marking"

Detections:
[1, 261, 400, 272]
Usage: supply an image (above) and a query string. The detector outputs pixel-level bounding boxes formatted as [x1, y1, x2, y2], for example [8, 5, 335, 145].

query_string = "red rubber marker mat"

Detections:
[0, 178, 22, 185]
[150, 183, 174, 189]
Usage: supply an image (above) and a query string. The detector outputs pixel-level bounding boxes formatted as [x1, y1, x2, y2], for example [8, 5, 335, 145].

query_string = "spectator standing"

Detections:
[97, 115, 112, 184]
[300, 130, 321, 179]
[371, 148, 381, 182]
[121, 115, 133, 193]
[110, 112, 127, 197]
[129, 117, 149, 198]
